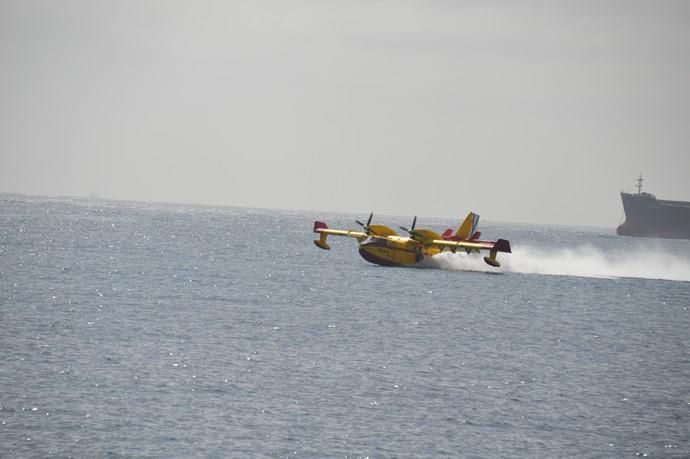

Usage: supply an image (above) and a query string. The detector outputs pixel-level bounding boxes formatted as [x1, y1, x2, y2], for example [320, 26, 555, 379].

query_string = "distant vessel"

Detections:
[617, 175, 690, 239]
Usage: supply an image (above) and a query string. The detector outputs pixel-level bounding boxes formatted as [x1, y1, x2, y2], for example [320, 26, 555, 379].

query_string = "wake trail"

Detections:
[428, 245, 690, 282]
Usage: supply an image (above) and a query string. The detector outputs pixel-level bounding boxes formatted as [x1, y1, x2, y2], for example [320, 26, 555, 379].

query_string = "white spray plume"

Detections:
[426, 245, 690, 282]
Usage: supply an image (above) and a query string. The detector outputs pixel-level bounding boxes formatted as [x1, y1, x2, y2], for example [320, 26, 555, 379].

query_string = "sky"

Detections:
[1, 0, 689, 227]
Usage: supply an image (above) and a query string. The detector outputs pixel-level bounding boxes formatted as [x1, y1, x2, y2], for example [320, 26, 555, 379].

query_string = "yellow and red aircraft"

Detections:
[313, 212, 511, 268]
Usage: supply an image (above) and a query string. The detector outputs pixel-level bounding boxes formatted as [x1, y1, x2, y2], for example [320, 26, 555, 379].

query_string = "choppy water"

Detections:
[1, 195, 689, 458]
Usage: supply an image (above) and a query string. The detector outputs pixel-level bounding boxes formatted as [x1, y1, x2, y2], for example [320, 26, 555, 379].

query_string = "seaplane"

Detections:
[313, 212, 511, 268]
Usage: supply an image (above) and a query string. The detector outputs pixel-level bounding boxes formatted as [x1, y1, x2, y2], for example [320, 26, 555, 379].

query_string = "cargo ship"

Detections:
[617, 175, 690, 239]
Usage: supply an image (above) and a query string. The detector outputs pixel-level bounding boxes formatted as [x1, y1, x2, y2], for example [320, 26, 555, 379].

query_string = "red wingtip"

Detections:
[441, 229, 453, 239]
[494, 238, 511, 253]
[313, 221, 328, 232]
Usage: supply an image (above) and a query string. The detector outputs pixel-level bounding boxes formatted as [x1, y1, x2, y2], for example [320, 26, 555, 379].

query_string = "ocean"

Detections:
[1, 195, 689, 458]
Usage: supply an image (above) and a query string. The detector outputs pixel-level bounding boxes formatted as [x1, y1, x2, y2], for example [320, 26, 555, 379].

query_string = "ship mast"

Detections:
[636, 174, 643, 194]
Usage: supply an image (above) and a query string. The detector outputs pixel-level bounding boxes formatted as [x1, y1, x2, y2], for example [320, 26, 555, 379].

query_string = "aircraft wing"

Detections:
[430, 238, 510, 251]
[313, 221, 366, 249]
[429, 237, 512, 267]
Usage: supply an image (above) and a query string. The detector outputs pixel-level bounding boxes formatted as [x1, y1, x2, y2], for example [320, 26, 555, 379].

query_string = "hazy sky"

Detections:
[1, 1, 689, 227]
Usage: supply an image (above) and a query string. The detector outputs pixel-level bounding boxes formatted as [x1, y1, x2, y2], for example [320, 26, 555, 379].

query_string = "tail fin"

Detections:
[455, 212, 480, 240]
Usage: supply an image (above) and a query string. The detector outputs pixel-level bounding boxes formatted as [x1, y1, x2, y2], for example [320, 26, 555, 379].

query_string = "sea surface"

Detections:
[1, 195, 689, 458]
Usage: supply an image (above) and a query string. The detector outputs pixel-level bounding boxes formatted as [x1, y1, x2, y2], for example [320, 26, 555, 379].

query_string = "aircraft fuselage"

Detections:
[357, 236, 442, 267]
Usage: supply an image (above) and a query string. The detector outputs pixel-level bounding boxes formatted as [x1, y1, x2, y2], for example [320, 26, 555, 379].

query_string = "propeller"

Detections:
[399, 216, 418, 238]
[356, 212, 374, 234]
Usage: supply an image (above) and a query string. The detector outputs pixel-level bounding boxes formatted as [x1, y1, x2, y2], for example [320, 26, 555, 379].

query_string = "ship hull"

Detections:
[617, 192, 690, 239]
